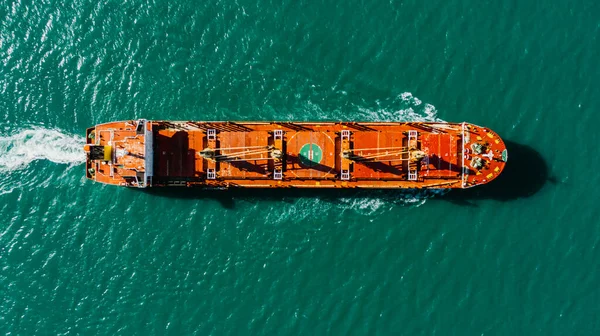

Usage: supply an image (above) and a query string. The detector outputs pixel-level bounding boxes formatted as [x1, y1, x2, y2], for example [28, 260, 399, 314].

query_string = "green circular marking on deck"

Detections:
[299, 143, 323, 167]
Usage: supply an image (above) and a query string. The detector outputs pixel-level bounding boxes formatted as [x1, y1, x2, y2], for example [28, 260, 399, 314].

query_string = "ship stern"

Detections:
[83, 119, 154, 187]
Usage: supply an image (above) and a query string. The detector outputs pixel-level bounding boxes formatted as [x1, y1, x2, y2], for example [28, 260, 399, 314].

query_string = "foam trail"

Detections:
[355, 92, 444, 122]
[0, 126, 85, 173]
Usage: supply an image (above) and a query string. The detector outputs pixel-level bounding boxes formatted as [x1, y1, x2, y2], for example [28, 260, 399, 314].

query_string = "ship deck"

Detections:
[152, 122, 469, 188]
[85, 120, 507, 189]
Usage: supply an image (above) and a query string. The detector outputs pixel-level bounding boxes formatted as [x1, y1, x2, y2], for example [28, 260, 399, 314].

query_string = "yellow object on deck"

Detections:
[103, 145, 112, 161]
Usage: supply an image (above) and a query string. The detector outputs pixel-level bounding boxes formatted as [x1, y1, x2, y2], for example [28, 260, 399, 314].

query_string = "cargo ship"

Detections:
[84, 119, 507, 189]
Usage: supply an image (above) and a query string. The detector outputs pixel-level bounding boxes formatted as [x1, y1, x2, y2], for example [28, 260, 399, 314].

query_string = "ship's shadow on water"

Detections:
[440, 141, 553, 205]
[143, 141, 551, 208]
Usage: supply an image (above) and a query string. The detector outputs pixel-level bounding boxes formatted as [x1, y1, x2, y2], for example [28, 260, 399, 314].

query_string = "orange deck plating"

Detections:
[84, 120, 507, 189]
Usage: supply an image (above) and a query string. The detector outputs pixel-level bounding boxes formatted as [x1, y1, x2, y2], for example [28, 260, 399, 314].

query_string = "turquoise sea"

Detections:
[1, 0, 599, 334]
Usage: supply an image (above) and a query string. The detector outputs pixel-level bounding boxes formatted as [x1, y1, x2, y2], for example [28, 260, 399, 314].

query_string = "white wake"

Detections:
[0, 126, 85, 173]
[354, 92, 444, 123]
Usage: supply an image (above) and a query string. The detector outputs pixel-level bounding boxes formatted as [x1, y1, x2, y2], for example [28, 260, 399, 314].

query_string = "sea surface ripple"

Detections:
[1, 0, 600, 335]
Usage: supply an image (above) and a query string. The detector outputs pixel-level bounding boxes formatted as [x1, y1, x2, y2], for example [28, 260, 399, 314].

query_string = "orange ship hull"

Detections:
[84, 120, 507, 189]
